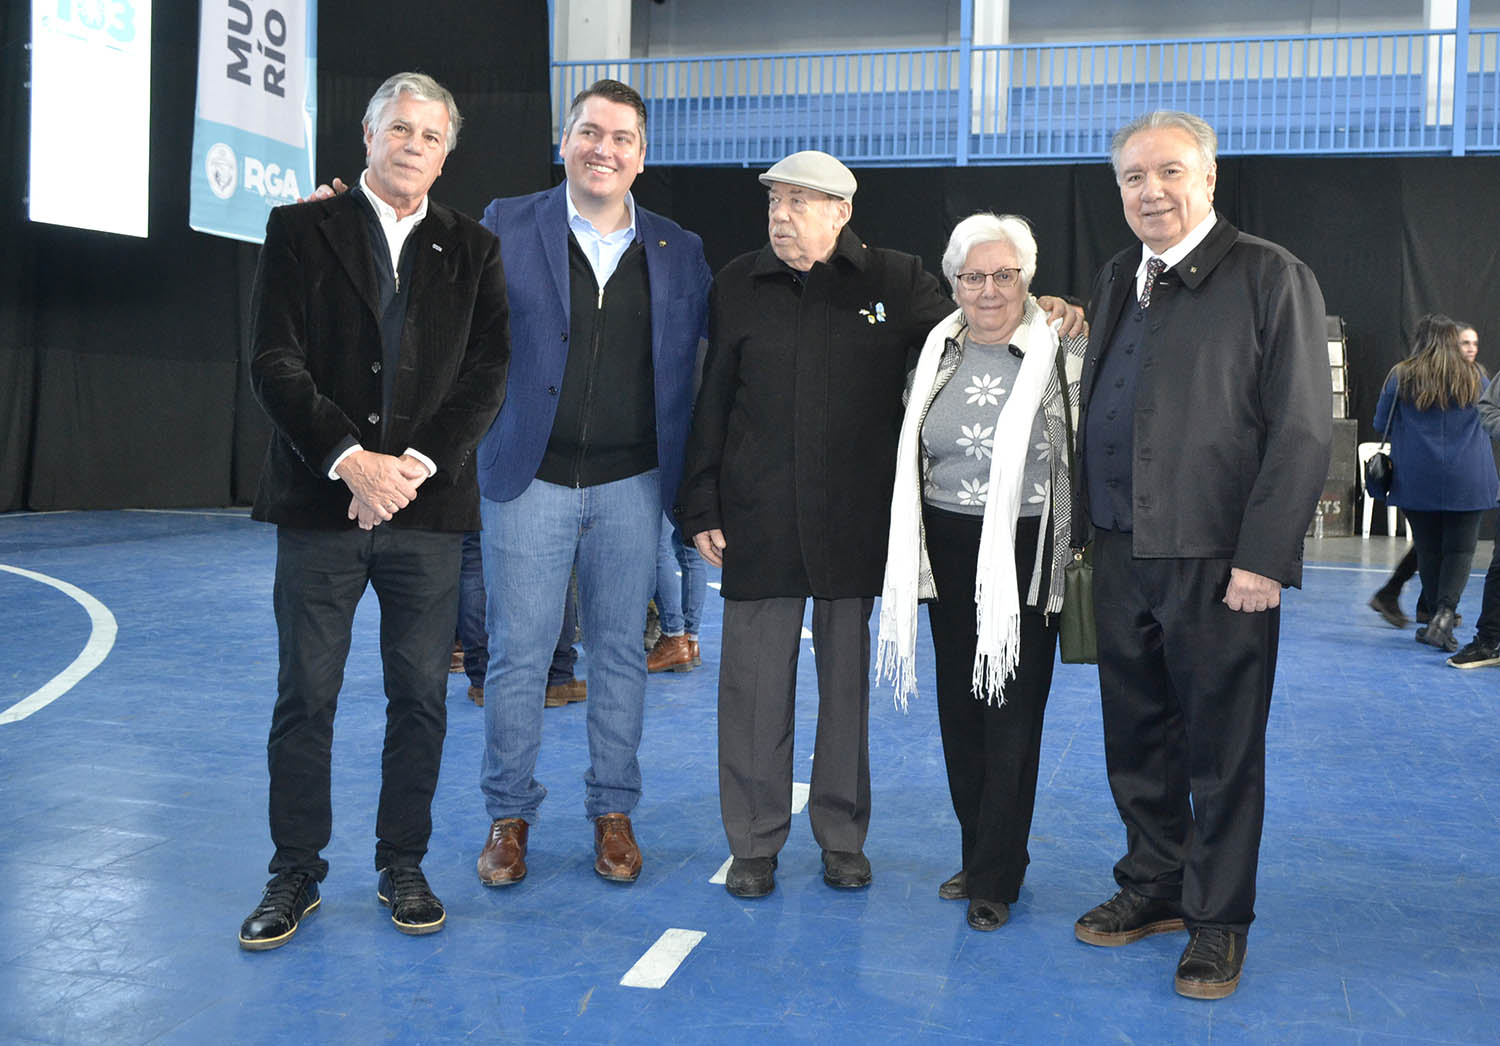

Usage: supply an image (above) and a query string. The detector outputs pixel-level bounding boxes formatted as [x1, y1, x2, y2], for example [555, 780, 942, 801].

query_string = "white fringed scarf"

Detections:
[876, 302, 1059, 710]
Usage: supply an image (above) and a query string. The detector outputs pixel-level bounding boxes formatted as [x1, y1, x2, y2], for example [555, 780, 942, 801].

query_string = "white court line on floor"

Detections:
[709, 857, 732, 885]
[0, 565, 118, 725]
[620, 928, 706, 989]
[790, 781, 810, 814]
[801, 626, 812, 638]
[1304, 561, 1484, 577]
[126, 508, 253, 519]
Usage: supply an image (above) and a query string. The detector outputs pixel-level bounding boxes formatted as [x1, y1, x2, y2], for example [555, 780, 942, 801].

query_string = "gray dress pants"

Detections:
[717, 596, 874, 857]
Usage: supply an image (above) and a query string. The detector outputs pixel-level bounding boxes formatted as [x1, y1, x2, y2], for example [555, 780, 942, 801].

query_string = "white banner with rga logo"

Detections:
[189, 0, 316, 243]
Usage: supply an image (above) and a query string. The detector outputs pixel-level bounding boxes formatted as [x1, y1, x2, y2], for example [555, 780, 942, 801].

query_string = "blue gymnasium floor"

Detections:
[1, 509, 1497, 1045]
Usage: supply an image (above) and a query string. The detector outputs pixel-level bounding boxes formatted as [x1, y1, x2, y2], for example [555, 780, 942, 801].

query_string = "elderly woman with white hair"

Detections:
[877, 212, 1086, 932]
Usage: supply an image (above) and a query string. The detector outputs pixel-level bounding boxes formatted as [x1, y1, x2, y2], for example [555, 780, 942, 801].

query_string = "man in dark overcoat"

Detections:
[238, 72, 510, 950]
[1070, 111, 1330, 998]
[677, 151, 1080, 898]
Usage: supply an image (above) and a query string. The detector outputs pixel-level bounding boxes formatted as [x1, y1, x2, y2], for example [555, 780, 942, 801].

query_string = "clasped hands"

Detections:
[335, 450, 430, 530]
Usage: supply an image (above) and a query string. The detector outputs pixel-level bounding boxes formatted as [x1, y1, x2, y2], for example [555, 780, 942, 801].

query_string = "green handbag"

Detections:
[1054, 345, 1097, 665]
[1059, 543, 1096, 665]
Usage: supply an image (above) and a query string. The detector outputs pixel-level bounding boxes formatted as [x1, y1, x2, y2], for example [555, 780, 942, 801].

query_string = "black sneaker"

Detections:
[725, 855, 777, 898]
[377, 866, 445, 935]
[1174, 927, 1247, 999]
[238, 871, 321, 951]
[1449, 640, 1500, 669]
[1074, 886, 1185, 946]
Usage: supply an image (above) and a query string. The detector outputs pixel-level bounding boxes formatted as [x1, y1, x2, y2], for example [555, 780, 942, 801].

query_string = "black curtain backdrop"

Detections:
[0, 0, 551, 512]
[635, 154, 1500, 473]
[2, 0, 1496, 512]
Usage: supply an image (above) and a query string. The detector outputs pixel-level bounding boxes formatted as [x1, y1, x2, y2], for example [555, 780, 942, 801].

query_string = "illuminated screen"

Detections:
[29, 0, 154, 238]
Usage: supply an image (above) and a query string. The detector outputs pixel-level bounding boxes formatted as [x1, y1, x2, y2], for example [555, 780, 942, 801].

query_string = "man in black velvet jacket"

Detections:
[237, 72, 510, 951]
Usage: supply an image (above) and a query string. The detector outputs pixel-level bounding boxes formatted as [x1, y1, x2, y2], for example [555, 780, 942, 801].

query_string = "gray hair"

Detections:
[941, 212, 1038, 289]
[1109, 111, 1217, 182]
[363, 72, 461, 153]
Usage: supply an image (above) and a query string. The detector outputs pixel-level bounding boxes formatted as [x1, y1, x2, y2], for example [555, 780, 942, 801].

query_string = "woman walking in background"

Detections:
[1373, 314, 1497, 652]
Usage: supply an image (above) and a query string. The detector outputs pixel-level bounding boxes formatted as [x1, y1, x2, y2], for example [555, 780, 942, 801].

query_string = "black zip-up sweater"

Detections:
[535, 236, 657, 488]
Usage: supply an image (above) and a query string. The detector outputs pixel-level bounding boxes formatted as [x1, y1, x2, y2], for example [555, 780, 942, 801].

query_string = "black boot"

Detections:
[1417, 607, 1458, 653]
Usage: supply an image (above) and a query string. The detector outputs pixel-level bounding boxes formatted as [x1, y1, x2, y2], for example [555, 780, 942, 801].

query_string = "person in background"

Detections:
[876, 212, 1086, 933]
[1374, 315, 1496, 654]
[1368, 319, 1481, 629]
[648, 514, 707, 672]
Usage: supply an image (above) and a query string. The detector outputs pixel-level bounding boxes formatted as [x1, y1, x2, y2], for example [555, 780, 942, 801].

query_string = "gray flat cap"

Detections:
[759, 150, 857, 202]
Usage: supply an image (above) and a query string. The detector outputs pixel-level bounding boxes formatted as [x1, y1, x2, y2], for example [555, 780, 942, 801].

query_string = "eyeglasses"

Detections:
[954, 268, 1022, 289]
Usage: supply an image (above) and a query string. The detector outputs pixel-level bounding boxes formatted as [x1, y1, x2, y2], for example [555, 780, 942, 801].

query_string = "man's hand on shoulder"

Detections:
[1224, 568, 1281, 613]
[1036, 295, 1088, 339]
[298, 177, 350, 204]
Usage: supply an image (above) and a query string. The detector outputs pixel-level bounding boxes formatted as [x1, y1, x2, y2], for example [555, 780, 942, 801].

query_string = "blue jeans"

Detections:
[654, 512, 706, 636]
[457, 531, 488, 688]
[479, 472, 661, 823]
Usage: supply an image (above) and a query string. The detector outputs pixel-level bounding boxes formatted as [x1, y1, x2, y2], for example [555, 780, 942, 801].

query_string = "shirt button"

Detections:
[367, 413, 380, 425]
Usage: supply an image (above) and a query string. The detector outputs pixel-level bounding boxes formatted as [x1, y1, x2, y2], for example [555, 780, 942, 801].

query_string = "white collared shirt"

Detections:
[325, 172, 436, 481]
[1135, 209, 1218, 299]
[565, 184, 638, 288]
[359, 169, 430, 278]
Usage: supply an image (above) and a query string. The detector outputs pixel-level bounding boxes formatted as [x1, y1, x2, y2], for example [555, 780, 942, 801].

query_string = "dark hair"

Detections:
[1395, 313, 1481, 410]
[563, 79, 647, 149]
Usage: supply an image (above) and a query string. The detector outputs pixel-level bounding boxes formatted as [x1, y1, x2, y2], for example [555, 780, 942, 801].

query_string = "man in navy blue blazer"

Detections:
[472, 80, 712, 887]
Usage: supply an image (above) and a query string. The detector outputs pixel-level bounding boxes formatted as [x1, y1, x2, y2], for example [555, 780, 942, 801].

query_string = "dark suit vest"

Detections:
[1085, 292, 1152, 531]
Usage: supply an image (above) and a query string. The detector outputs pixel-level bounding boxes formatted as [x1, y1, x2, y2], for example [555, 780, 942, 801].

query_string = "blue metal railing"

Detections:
[553, 27, 1500, 166]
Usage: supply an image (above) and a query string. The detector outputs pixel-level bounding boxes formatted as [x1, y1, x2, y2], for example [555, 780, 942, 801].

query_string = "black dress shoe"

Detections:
[725, 855, 777, 898]
[821, 849, 872, 889]
[1174, 927, 1247, 999]
[238, 870, 320, 951]
[938, 870, 968, 901]
[1368, 589, 1408, 628]
[377, 866, 445, 935]
[966, 898, 1009, 931]
[1416, 607, 1459, 653]
[1074, 886, 1185, 946]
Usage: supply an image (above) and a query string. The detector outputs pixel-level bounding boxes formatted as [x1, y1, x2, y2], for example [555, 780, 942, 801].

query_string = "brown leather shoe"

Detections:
[467, 684, 484, 707]
[647, 634, 694, 673]
[688, 636, 701, 666]
[593, 813, 642, 882]
[544, 678, 587, 708]
[476, 818, 528, 885]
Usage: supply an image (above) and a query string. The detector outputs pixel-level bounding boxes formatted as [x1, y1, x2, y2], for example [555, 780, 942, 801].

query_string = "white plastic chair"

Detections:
[1357, 441, 1411, 540]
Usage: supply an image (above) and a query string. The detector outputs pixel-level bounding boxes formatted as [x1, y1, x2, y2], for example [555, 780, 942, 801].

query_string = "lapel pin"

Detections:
[432, 243, 443, 252]
[658, 240, 667, 247]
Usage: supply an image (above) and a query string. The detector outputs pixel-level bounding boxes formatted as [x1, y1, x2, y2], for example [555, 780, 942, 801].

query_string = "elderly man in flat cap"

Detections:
[677, 151, 1083, 897]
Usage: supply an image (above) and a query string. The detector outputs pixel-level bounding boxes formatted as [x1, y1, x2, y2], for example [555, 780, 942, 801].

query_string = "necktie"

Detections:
[1139, 256, 1166, 309]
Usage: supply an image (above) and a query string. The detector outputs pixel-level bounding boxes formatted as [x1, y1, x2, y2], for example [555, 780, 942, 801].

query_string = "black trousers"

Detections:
[1403, 509, 1482, 614]
[268, 525, 461, 879]
[1093, 528, 1278, 935]
[924, 507, 1057, 903]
